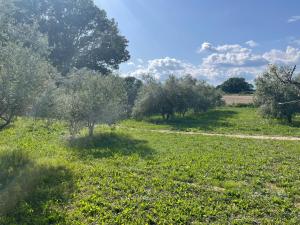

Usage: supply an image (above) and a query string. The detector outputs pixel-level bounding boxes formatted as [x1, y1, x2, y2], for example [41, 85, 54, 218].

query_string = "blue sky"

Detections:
[96, 0, 300, 84]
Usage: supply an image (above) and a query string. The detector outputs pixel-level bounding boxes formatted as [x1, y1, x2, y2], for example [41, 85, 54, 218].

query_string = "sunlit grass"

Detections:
[121, 107, 300, 136]
[0, 117, 299, 224]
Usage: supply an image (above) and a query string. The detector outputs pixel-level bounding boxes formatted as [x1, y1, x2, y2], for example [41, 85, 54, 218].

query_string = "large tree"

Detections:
[10, 0, 130, 74]
[217, 77, 254, 94]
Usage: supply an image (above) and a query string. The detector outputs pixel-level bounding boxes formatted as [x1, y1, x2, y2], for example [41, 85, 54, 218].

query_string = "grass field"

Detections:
[121, 107, 300, 137]
[0, 107, 300, 224]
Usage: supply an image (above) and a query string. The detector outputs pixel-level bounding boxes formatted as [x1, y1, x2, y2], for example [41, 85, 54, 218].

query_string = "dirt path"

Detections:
[122, 127, 300, 141]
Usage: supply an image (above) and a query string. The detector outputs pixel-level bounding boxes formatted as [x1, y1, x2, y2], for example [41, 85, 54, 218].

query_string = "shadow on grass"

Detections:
[278, 119, 300, 128]
[0, 149, 74, 224]
[69, 132, 155, 159]
[146, 109, 238, 131]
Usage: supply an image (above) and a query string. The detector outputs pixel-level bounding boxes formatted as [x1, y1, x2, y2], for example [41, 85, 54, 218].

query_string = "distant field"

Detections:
[223, 95, 254, 105]
[0, 118, 299, 224]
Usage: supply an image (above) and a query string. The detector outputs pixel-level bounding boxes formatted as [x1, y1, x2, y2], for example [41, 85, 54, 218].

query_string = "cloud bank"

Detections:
[125, 42, 300, 85]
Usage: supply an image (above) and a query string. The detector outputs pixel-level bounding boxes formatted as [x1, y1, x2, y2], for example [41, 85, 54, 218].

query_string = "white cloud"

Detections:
[129, 57, 204, 81]
[200, 42, 267, 68]
[288, 16, 300, 23]
[198, 42, 215, 52]
[245, 40, 258, 47]
[263, 46, 300, 64]
[126, 43, 300, 85]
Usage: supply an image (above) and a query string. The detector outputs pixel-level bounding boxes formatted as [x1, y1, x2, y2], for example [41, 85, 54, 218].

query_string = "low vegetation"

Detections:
[1, 0, 300, 224]
[0, 116, 299, 224]
[122, 107, 300, 136]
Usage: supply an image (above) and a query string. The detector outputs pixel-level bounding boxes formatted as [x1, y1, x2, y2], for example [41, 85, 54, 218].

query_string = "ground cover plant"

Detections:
[0, 117, 299, 224]
[122, 107, 300, 136]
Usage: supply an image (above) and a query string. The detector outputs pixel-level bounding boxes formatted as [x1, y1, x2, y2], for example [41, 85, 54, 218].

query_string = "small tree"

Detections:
[32, 82, 64, 125]
[0, 42, 55, 130]
[193, 81, 224, 113]
[217, 77, 254, 94]
[132, 79, 166, 119]
[254, 65, 300, 123]
[62, 69, 127, 136]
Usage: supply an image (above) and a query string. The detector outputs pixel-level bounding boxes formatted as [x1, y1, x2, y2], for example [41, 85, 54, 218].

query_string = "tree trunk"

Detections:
[166, 114, 170, 120]
[287, 115, 292, 123]
[88, 123, 94, 137]
[0, 118, 11, 130]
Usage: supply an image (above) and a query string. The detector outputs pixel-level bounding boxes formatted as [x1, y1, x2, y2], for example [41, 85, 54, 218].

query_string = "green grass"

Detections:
[121, 107, 300, 136]
[0, 117, 299, 224]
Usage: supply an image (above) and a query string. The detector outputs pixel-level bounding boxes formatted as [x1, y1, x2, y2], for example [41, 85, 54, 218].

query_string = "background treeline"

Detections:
[1, 0, 300, 137]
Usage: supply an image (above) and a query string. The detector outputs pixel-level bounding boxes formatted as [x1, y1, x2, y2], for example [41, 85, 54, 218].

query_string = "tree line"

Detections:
[1, 0, 299, 136]
[0, 0, 223, 136]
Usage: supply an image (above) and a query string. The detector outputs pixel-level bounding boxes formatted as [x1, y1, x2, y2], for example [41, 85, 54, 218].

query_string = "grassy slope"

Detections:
[0, 119, 299, 224]
[121, 107, 300, 136]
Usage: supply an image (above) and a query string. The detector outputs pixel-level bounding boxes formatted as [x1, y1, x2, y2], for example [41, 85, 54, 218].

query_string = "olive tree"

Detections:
[133, 75, 223, 119]
[254, 65, 300, 123]
[0, 42, 55, 130]
[132, 79, 167, 119]
[123, 76, 143, 116]
[61, 69, 127, 136]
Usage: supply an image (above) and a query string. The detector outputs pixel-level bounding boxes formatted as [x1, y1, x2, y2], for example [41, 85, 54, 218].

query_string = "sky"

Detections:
[95, 0, 300, 85]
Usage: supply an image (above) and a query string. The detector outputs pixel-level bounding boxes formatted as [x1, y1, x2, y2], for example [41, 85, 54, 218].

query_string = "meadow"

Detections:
[121, 107, 300, 137]
[0, 107, 300, 224]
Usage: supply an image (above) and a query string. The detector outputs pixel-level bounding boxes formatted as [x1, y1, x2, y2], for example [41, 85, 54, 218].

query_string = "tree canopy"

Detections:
[9, 0, 130, 75]
[59, 69, 127, 136]
[217, 77, 254, 94]
[0, 42, 56, 129]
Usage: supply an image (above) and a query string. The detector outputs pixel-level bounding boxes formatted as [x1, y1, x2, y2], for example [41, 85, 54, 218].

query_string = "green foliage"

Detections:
[11, 0, 130, 74]
[0, 42, 56, 129]
[123, 77, 143, 116]
[217, 77, 254, 94]
[0, 0, 49, 55]
[61, 69, 127, 136]
[133, 75, 223, 119]
[255, 65, 300, 123]
[0, 118, 299, 224]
